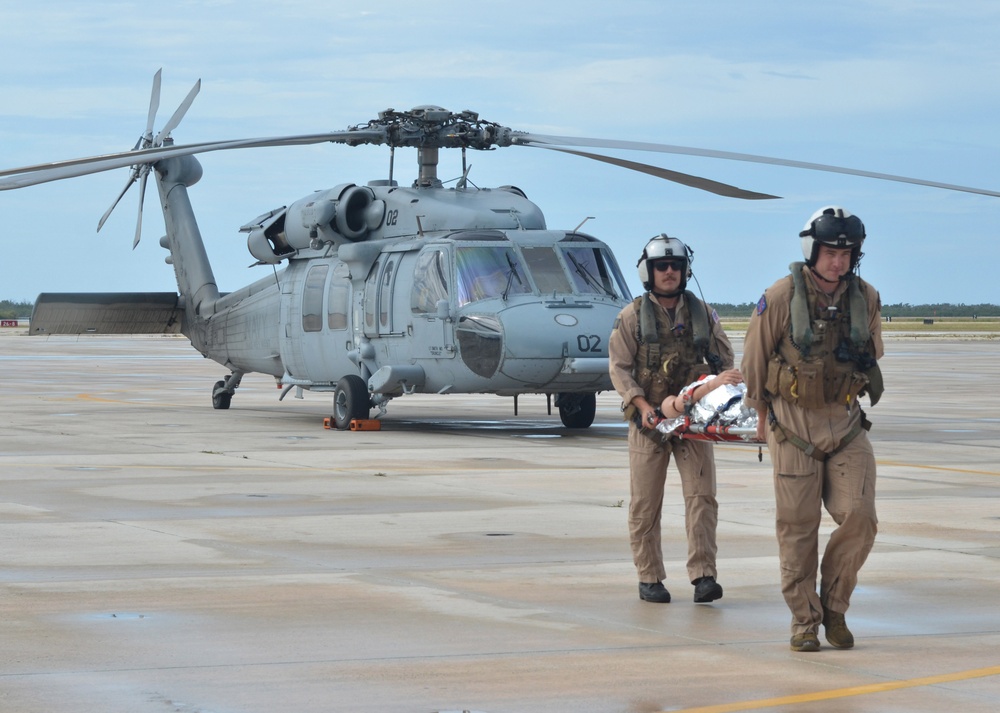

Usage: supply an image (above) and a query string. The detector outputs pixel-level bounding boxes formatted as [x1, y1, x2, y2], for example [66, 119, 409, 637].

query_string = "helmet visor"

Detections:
[809, 213, 865, 246]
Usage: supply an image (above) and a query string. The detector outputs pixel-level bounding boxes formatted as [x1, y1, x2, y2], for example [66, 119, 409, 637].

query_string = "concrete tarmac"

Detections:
[0, 332, 998, 713]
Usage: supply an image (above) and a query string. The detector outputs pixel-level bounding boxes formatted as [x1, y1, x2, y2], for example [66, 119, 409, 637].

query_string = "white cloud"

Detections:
[1, 0, 999, 304]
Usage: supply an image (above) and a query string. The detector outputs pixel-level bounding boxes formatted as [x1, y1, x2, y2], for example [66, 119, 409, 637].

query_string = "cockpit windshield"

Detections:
[455, 247, 532, 307]
[562, 245, 631, 299]
[452, 240, 631, 307]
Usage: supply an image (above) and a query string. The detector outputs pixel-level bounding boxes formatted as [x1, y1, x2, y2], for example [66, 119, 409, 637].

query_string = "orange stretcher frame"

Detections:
[672, 419, 762, 443]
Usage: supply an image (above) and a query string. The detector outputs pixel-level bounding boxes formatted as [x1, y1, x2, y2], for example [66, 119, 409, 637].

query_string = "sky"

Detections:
[2, 0, 999, 306]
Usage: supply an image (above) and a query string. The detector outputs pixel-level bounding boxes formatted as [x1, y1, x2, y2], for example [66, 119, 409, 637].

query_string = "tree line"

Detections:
[3, 298, 998, 321]
[711, 302, 1000, 318]
[1, 300, 34, 319]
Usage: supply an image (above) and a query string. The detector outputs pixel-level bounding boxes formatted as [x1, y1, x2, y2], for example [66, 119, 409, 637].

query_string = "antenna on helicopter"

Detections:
[574, 216, 596, 232]
[456, 162, 473, 190]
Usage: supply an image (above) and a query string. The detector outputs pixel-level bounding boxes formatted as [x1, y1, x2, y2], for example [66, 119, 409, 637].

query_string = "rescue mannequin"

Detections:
[659, 368, 744, 420]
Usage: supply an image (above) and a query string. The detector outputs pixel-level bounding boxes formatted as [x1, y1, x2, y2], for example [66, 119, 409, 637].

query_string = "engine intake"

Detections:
[285, 184, 375, 248]
[243, 184, 380, 264]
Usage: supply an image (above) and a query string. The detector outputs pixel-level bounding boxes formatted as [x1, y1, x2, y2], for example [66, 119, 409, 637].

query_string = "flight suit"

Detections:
[609, 292, 735, 585]
[741, 266, 883, 636]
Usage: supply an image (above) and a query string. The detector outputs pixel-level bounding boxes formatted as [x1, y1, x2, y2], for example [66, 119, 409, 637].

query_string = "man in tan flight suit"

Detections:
[609, 234, 734, 605]
[741, 206, 884, 652]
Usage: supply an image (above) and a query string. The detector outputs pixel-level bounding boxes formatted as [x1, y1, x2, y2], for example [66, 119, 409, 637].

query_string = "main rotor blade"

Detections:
[535, 145, 779, 200]
[145, 69, 162, 142]
[133, 168, 148, 248]
[153, 79, 201, 145]
[0, 130, 386, 190]
[515, 133, 1000, 199]
[96, 170, 138, 232]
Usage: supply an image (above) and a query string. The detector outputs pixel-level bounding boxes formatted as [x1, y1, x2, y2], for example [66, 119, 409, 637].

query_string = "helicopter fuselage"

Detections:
[199, 175, 631, 405]
[153, 154, 632, 427]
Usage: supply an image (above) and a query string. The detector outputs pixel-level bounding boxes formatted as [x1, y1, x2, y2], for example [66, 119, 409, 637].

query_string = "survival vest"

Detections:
[765, 262, 884, 409]
[625, 291, 723, 423]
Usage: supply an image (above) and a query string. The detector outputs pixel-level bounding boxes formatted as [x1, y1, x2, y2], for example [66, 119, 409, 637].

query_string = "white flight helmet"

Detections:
[637, 234, 692, 292]
[799, 206, 866, 269]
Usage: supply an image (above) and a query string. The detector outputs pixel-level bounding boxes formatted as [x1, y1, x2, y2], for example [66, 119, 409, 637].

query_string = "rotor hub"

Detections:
[355, 106, 516, 151]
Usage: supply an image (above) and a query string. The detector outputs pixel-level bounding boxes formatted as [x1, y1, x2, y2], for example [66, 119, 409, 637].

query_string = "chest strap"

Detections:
[637, 291, 716, 368]
[768, 407, 871, 462]
[788, 262, 871, 355]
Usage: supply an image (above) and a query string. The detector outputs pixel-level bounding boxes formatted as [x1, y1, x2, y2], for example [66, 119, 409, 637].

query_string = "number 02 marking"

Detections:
[577, 334, 602, 352]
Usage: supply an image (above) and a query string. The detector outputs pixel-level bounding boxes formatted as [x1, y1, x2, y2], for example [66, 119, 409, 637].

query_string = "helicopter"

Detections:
[3, 71, 999, 430]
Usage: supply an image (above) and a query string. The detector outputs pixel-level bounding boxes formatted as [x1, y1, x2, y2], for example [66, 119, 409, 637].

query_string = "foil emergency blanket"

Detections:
[656, 375, 759, 441]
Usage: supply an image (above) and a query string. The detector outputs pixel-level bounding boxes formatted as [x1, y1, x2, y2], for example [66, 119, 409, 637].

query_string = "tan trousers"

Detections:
[769, 430, 878, 635]
[627, 424, 719, 584]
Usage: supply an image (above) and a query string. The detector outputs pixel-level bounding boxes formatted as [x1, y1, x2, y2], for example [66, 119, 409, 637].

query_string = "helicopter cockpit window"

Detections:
[411, 248, 450, 315]
[302, 264, 329, 333]
[562, 246, 632, 300]
[520, 246, 574, 295]
[455, 246, 531, 306]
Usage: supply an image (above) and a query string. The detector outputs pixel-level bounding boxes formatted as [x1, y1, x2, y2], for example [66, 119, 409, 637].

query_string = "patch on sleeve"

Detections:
[756, 294, 767, 315]
[710, 308, 720, 324]
[612, 316, 621, 331]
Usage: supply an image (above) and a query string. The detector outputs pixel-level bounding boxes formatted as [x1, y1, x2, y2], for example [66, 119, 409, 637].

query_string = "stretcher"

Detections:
[671, 419, 762, 443]
[653, 378, 763, 444]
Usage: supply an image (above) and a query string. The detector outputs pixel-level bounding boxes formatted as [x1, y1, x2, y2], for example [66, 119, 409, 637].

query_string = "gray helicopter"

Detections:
[3, 72, 998, 429]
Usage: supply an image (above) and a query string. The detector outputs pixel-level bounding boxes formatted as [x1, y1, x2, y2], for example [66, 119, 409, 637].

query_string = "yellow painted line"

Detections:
[668, 664, 1000, 713]
[718, 445, 1000, 478]
[0, 461, 500, 475]
[879, 459, 1000, 478]
[76, 393, 143, 404]
[75, 393, 207, 407]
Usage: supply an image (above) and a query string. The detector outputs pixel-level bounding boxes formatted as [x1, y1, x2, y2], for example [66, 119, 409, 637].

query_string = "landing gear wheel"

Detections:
[558, 392, 596, 429]
[333, 375, 371, 430]
[212, 380, 232, 410]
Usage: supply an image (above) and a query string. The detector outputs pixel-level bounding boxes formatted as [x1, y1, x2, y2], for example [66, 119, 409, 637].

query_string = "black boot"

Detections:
[692, 576, 723, 603]
[638, 581, 671, 603]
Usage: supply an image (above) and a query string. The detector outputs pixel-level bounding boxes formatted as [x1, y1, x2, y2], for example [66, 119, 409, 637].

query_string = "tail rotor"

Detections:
[96, 69, 201, 248]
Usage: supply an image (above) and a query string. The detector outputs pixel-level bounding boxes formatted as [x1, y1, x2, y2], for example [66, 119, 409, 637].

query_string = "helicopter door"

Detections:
[288, 261, 355, 382]
[377, 255, 399, 337]
[362, 250, 454, 361]
[405, 247, 455, 359]
[363, 253, 407, 339]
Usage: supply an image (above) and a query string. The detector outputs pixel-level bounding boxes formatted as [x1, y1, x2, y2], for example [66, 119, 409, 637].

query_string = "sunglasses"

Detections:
[652, 260, 685, 273]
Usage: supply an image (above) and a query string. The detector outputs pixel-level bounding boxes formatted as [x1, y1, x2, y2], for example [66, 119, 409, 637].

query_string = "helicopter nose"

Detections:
[481, 302, 619, 390]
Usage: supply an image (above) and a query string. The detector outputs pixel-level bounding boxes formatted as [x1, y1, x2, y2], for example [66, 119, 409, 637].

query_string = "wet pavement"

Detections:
[0, 332, 998, 712]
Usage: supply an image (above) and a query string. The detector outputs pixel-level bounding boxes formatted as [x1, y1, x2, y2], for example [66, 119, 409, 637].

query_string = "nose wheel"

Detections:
[556, 392, 597, 429]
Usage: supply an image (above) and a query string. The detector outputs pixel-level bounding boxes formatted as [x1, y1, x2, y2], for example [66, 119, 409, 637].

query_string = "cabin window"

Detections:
[379, 258, 396, 329]
[302, 264, 329, 333]
[327, 281, 349, 330]
[562, 246, 632, 300]
[364, 265, 378, 334]
[455, 246, 532, 307]
[411, 249, 450, 314]
[521, 246, 573, 295]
